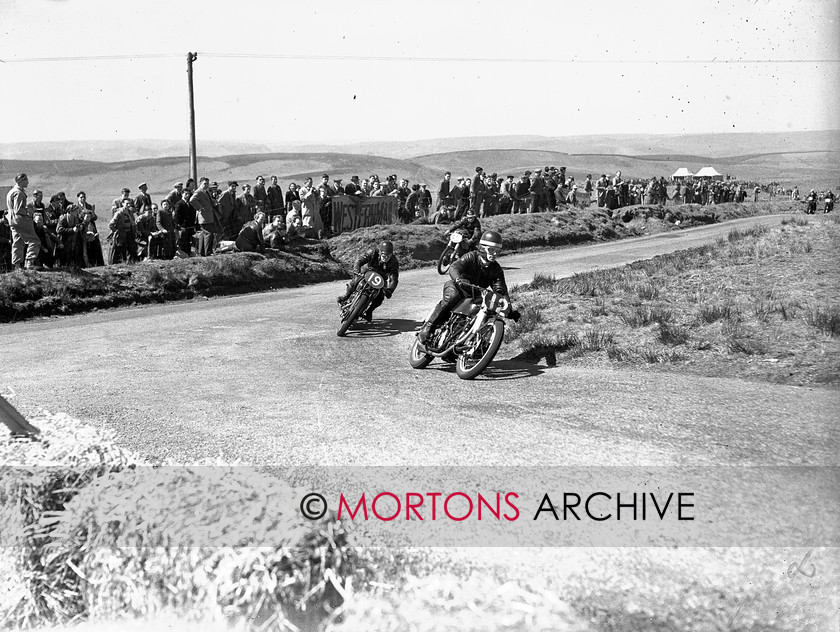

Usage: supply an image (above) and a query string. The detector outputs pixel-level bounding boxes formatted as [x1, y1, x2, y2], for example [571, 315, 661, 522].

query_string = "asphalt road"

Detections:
[2, 213, 836, 469]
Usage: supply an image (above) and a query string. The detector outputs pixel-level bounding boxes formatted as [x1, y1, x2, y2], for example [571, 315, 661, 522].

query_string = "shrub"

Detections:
[658, 322, 690, 346]
[804, 303, 840, 336]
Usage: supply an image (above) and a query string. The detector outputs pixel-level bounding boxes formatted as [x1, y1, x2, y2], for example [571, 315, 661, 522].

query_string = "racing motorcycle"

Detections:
[336, 269, 385, 337]
[409, 282, 512, 380]
[806, 194, 817, 214]
[437, 230, 471, 275]
[824, 196, 835, 214]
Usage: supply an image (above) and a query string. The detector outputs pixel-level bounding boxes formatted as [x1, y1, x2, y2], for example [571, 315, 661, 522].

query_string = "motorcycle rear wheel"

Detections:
[455, 320, 504, 380]
[337, 293, 369, 337]
[408, 336, 434, 369]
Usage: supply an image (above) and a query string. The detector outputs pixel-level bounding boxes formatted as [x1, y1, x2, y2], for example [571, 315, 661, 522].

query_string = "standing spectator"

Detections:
[218, 181, 239, 239]
[134, 182, 152, 215]
[298, 177, 320, 237]
[190, 177, 218, 256]
[154, 198, 177, 259]
[406, 184, 421, 220]
[318, 175, 336, 238]
[436, 172, 453, 212]
[253, 175, 268, 211]
[77, 196, 104, 267]
[753, 186, 760, 203]
[135, 203, 157, 260]
[449, 177, 464, 217]
[418, 183, 433, 218]
[393, 178, 412, 222]
[31, 189, 46, 214]
[267, 175, 284, 222]
[285, 182, 300, 217]
[236, 183, 257, 231]
[166, 182, 184, 210]
[6, 174, 41, 270]
[584, 175, 593, 204]
[529, 170, 545, 213]
[470, 167, 486, 215]
[108, 199, 137, 264]
[57, 203, 86, 267]
[595, 175, 608, 207]
[113, 187, 133, 213]
[32, 211, 59, 268]
[0, 210, 12, 272]
[512, 173, 529, 214]
[344, 175, 365, 199]
[173, 188, 196, 257]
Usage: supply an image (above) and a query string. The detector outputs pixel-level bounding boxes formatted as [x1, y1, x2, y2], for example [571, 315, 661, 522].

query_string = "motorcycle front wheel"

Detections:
[455, 319, 504, 380]
[337, 293, 369, 337]
[408, 336, 434, 369]
[437, 245, 455, 275]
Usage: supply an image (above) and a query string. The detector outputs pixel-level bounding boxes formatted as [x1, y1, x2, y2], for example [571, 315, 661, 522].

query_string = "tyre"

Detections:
[455, 319, 504, 380]
[408, 336, 434, 369]
[337, 293, 369, 337]
[437, 246, 454, 275]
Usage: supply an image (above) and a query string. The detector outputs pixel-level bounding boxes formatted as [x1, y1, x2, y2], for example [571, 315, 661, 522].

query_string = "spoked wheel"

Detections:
[437, 246, 454, 275]
[408, 336, 434, 369]
[337, 294, 369, 337]
[455, 320, 504, 380]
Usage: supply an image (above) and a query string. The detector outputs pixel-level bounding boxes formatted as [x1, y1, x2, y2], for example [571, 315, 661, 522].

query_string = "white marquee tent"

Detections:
[672, 167, 692, 179]
[694, 166, 723, 180]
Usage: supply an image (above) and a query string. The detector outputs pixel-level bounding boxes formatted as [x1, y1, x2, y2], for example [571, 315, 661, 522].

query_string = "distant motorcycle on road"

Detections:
[336, 270, 385, 337]
[409, 281, 513, 380]
[437, 230, 470, 275]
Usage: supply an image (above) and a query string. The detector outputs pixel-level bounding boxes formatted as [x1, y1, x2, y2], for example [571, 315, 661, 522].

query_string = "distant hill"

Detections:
[2, 130, 838, 162]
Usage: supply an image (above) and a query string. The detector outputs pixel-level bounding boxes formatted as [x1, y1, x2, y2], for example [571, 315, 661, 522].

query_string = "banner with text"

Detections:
[331, 195, 397, 235]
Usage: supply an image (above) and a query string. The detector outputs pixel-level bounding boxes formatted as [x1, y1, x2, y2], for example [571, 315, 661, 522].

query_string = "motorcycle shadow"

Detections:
[342, 318, 419, 338]
[428, 358, 545, 380]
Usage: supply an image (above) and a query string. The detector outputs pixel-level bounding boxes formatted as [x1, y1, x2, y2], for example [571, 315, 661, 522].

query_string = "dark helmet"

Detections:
[465, 208, 477, 219]
[478, 230, 502, 264]
[379, 240, 394, 255]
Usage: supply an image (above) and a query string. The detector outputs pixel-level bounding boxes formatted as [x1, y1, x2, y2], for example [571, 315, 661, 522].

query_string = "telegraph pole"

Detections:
[186, 52, 198, 185]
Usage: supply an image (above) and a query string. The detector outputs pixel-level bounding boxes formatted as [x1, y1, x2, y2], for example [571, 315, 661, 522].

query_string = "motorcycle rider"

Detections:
[824, 189, 835, 213]
[337, 239, 399, 322]
[418, 230, 519, 344]
[806, 189, 818, 214]
[444, 207, 482, 253]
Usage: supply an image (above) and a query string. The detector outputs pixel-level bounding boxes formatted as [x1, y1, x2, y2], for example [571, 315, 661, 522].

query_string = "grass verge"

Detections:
[0, 200, 798, 322]
[507, 216, 840, 386]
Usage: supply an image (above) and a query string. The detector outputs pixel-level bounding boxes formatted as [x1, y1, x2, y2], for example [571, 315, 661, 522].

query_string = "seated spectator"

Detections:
[235, 212, 267, 253]
[135, 204, 157, 260]
[32, 210, 59, 268]
[262, 215, 286, 249]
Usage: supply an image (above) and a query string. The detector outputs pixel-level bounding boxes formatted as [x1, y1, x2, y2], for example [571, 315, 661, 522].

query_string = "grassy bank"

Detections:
[506, 214, 840, 386]
[0, 200, 797, 322]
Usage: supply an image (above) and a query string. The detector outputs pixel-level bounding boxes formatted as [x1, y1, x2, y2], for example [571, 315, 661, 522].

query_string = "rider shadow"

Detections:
[428, 358, 546, 380]
[345, 318, 420, 338]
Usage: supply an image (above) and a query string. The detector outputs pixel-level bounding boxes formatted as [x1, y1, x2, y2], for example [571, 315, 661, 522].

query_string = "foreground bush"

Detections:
[0, 413, 356, 631]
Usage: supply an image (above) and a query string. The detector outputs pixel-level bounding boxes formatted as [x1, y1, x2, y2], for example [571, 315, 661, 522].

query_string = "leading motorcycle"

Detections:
[336, 269, 385, 337]
[409, 282, 512, 380]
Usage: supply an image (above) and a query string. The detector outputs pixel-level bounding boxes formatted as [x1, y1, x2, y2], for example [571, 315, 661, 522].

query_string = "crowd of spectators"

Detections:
[1, 165, 809, 272]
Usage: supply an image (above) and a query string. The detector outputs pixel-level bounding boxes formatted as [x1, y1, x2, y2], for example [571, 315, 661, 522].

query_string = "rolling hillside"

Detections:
[1, 144, 837, 214]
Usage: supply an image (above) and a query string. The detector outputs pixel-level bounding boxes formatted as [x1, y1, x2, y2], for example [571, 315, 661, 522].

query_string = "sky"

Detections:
[1, 0, 838, 145]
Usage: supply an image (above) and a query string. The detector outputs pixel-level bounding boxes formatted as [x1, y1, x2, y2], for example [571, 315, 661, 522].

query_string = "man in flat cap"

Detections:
[190, 177, 218, 256]
[6, 174, 41, 269]
[134, 183, 152, 216]
[113, 187, 133, 213]
[166, 182, 184, 210]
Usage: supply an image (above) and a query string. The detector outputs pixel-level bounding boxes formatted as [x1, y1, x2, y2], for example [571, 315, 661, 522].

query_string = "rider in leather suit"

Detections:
[418, 230, 519, 343]
[445, 208, 482, 251]
[337, 240, 399, 321]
